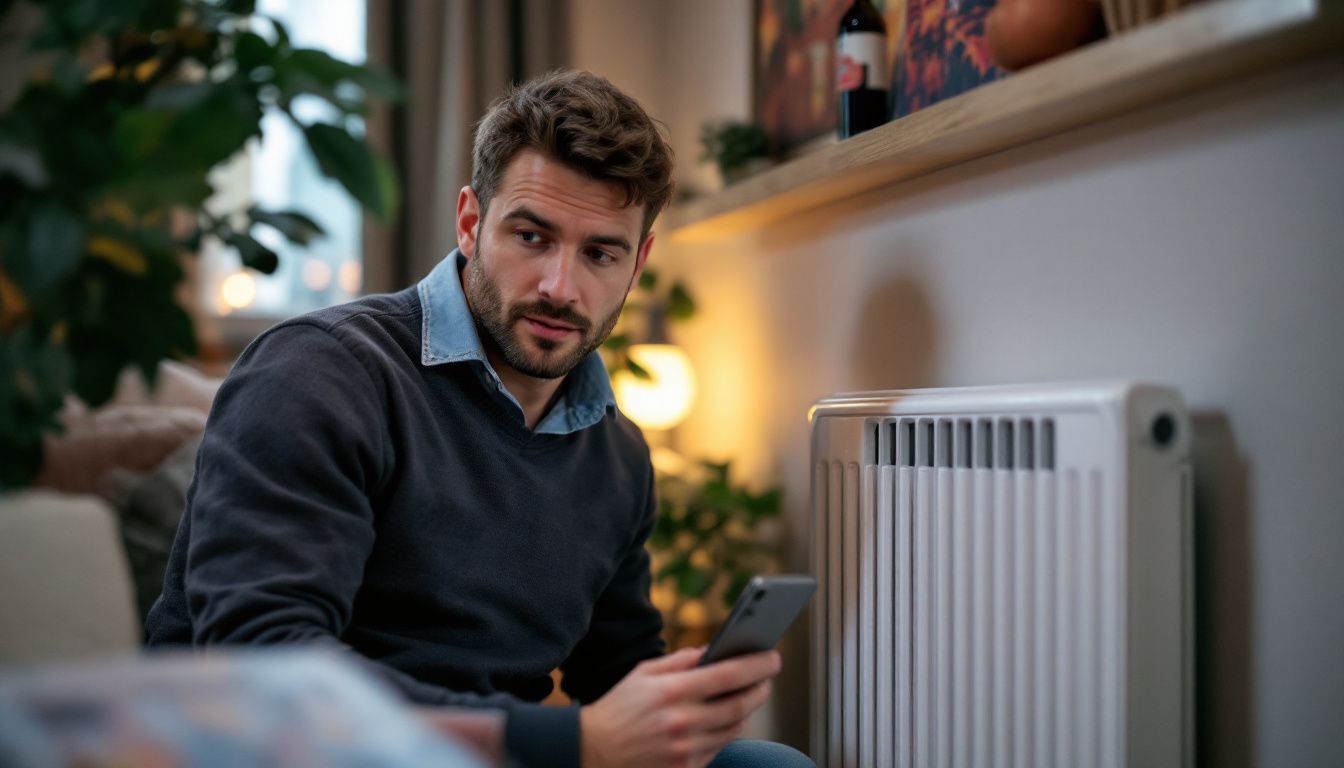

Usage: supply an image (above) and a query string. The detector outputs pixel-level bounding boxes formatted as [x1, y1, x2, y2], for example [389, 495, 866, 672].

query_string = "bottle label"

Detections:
[836, 31, 887, 92]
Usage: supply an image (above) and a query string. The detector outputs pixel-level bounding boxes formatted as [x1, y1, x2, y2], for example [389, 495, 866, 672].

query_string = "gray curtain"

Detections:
[363, 0, 569, 294]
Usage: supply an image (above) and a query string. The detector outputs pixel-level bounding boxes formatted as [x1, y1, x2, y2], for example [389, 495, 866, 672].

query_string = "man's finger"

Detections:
[678, 650, 781, 700]
[637, 645, 705, 675]
[693, 679, 771, 731]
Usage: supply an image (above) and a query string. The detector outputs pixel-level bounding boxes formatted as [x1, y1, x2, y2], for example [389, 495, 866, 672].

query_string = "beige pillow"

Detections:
[152, 359, 222, 413]
[36, 405, 208, 500]
[108, 360, 221, 415]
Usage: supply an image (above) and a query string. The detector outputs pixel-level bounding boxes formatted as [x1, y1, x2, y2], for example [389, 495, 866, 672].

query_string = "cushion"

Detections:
[35, 405, 207, 499]
[107, 360, 221, 414]
[0, 491, 140, 662]
[105, 434, 202, 621]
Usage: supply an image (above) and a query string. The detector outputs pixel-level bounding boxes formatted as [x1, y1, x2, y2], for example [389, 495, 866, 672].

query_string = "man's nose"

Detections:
[537, 248, 580, 305]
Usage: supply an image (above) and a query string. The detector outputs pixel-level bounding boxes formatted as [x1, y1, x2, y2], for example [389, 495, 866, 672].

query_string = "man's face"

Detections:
[456, 149, 653, 380]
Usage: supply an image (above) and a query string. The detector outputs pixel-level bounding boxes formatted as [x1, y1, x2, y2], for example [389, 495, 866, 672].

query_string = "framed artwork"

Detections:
[753, 0, 1004, 152]
[893, 0, 1006, 119]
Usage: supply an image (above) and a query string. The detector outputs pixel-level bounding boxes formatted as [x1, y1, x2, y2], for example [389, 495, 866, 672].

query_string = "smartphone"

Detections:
[697, 575, 817, 666]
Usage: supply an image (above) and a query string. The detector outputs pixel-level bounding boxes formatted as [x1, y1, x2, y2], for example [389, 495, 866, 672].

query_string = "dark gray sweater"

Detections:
[146, 285, 664, 768]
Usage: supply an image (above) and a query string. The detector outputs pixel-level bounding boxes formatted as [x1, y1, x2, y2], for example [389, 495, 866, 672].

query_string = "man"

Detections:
[147, 70, 813, 768]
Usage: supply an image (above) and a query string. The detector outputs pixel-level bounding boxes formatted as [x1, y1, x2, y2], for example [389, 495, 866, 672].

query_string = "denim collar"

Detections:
[416, 250, 616, 435]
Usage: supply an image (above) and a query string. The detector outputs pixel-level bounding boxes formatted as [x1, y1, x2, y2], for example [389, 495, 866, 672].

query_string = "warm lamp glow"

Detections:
[302, 259, 333, 291]
[613, 344, 697, 431]
[220, 271, 256, 310]
[338, 260, 362, 294]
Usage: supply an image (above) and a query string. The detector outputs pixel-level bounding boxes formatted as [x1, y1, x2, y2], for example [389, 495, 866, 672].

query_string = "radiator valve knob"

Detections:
[1151, 413, 1177, 447]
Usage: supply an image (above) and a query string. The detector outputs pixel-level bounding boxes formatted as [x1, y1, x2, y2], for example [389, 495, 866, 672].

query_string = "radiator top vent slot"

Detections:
[1042, 418, 1056, 470]
[1020, 419, 1036, 470]
[871, 416, 1059, 472]
[919, 420, 935, 468]
[938, 420, 953, 468]
[998, 418, 1015, 469]
[978, 419, 994, 469]
[901, 421, 916, 468]
[958, 420, 973, 469]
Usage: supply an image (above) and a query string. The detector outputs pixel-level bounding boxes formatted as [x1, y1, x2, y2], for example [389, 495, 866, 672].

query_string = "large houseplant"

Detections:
[0, 0, 401, 487]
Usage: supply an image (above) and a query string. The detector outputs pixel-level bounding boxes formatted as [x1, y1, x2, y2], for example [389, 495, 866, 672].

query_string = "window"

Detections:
[202, 0, 367, 320]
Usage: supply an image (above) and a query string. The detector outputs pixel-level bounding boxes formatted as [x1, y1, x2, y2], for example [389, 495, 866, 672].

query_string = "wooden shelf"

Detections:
[665, 0, 1342, 242]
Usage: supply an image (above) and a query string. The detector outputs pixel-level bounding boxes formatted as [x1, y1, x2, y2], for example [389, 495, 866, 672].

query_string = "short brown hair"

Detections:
[472, 70, 675, 236]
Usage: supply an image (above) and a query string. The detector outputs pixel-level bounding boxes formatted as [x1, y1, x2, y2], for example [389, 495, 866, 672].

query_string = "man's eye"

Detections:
[589, 249, 615, 264]
[516, 231, 543, 245]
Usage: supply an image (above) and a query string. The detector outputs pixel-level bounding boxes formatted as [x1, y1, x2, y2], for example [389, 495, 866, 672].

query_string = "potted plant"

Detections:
[698, 120, 771, 186]
[649, 459, 783, 649]
[0, 0, 401, 487]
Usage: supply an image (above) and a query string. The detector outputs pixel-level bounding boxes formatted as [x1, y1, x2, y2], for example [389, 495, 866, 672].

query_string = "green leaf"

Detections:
[638, 268, 659, 291]
[347, 64, 404, 103]
[656, 556, 689, 582]
[32, 0, 145, 49]
[106, 172, 213, 209]
[283, 48, 404, 102]
[285, 48, 355, 84]
[666, 282, 696, 320]
[143, 82, 213, 111]
[165, 76, 263, 169]
[247, 207, 324, 245]
[700, 460, 731, 484]
[70, 342, 127, 407]
[233, 31, 275, 74]
[650, 504, 678, 546]
[0, 139, 49, 187]
[625, 357, 652, 380]
[0, 328, 72, 488]
[303, 123, 396, 220]
[265, 15, 292, 51]
[274, 52, 362, 111]
[4, 201, 85, 299]
[224, 231, 279, 274]
[219, 0, 258, 15]
[676, 566, 714, 598]
[112, 108, 176, 160]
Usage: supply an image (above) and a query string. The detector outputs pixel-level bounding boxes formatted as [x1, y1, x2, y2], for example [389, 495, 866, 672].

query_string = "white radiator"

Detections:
[809, 382, 1192, 768]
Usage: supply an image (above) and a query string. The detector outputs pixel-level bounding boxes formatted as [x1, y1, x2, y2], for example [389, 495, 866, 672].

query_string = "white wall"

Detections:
[566, 0, 666, 122]
[570, 2, 1344, 764]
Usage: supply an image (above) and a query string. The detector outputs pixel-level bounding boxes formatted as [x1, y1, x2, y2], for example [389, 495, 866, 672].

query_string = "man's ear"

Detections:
[631, 231, 655, 285]
[456, 186, 481, 258]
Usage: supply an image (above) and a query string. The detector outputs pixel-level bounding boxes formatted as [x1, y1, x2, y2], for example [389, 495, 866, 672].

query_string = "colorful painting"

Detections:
[754, 0, 906, 152]
[754, 0, 1005, 150]
[893, 0, 1006, 118]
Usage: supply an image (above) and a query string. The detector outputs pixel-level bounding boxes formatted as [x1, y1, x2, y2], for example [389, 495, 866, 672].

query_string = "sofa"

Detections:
[0, 361, 219, 663]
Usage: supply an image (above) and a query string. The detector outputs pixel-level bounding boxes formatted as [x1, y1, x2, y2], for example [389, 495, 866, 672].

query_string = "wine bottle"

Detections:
[836, 0, 888, 138]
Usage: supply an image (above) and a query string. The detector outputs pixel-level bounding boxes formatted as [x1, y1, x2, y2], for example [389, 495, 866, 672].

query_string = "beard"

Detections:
[465, 245, 625, 380]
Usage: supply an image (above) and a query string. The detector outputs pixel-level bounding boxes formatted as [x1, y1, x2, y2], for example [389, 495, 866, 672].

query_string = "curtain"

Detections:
[362, 0, 569, 294]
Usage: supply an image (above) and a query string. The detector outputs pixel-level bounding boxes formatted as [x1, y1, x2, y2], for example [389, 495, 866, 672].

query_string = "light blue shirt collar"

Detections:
[416, 250, 616, 435]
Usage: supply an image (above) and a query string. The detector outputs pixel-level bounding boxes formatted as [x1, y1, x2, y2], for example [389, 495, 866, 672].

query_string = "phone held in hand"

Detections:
[697, 575, 817, 667]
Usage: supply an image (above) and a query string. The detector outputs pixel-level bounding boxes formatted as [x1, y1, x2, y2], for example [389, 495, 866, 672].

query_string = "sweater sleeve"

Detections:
[175, 322, 577, 766]
[558, 463, 666, 704]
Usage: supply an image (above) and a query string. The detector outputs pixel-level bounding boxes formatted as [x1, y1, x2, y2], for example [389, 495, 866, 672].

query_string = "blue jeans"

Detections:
[707, 739, 815, 768]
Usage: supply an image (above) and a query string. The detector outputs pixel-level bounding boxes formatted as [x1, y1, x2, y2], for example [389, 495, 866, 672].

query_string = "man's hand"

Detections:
[579, 645, 780, 768]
